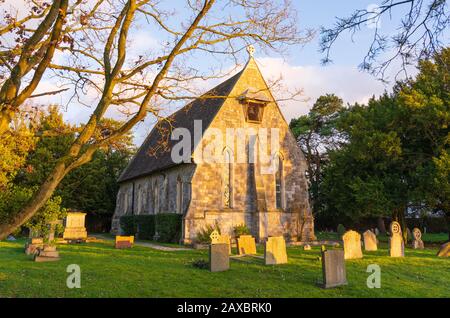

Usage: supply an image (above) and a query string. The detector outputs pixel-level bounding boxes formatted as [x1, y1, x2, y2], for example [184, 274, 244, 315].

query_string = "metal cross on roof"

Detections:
[246, 45, 255, 57]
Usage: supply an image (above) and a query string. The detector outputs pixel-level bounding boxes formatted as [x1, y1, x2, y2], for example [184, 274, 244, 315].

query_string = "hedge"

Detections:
[155, 213, 183, 243]
[119, 213, 182, 243]
[119, 215, 137, 235]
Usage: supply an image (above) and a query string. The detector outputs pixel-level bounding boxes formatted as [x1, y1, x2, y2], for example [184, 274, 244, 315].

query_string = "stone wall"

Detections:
[183, 58, 314, 243]
[112, 58, 315, 243]
[111, 164, 195, 234]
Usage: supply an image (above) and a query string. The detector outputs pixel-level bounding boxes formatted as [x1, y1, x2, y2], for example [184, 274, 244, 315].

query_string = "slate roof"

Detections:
[118, 69, 243, 183]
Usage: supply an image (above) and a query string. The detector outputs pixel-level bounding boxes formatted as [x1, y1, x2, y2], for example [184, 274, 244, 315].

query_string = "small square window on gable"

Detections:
[239, 88, 270, 123]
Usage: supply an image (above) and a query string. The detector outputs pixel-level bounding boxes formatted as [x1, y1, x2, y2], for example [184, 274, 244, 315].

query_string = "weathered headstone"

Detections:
[34, 244, 60, 262]
[320, 249, 347, 289]
[303, 244, 311, 251]
[363, 230, 378, 251]
[389, 221, 404, 257]
[342, 230, 363, 259]
[115, 236, 134, 249]
[374, 228, 380, 236]
[63, 212, 88, 241]
[25, 239, 44, 255]
[209, 243, 229, 272]
[237, 235, 256, 255]
[412, 228, 424, 249]
[437, 242, 450, 257]
[264, 236, 287, 265]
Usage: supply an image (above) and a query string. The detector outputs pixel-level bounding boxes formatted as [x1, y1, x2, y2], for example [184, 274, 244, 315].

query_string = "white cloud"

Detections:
[256, 57, 390, 121]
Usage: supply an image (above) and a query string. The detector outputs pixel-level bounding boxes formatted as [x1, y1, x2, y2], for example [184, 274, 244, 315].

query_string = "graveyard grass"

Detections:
[0, 237, 449, 298]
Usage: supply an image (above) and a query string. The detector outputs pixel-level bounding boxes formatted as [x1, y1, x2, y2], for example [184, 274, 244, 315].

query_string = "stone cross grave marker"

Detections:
[320, 249, 347, 289]
[209, 243, 229, 272]
[363, 230, 378, 251]
[389, 221, 404, 257]
[264, 236, 287, 265]
[210, 230, 220, 244]
[47, 219, 63, 242]
[237, 235, 256, 255]
[342, 230, 363, 259]
[210, 230, 231, 254]
[412, 228, 424, 249]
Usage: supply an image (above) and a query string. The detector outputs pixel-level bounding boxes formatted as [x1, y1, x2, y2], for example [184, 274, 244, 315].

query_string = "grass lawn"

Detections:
[0, 238, 448, 298]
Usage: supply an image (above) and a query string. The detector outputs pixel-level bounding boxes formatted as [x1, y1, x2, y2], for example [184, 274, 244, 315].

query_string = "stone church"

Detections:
[111, 49, 315, 243]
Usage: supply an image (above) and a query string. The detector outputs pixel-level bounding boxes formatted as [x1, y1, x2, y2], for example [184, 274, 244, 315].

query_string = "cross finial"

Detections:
[246, 45, 255, 57]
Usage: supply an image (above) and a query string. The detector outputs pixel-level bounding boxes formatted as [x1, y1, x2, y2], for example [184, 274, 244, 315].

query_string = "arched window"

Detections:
[223, 149, 233, 208]
[176, 176, 183, 214]
[153, 182, 159, 214]
[275, 155, 284, 209]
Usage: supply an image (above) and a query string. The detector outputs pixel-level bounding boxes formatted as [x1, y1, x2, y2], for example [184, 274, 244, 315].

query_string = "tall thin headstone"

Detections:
[412, 228, 424, 249]
[389, 221, 404, 257]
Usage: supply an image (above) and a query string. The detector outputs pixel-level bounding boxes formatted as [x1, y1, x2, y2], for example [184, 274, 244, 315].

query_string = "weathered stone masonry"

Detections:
[111, 56, 315, 243]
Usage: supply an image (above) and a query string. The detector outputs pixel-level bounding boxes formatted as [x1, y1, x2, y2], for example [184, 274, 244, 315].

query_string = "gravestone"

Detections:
[303, 244, 311, 251]
[374, 228, 380, 236]
[412, 228, 424, 249]
[25, 237, 44, 255]
[210, 230, 231, 254]
[210, 230, 220, 244]
[320, 249, 347, 289]
[264, 236, 287, 265]
[209, 243, 229, 272]
[389, 221, 404, 257]
[342, 230, 363, 259]
[115, 236, 134, 249]
[363, 230, 378, 251]
[33, 220, 62, 261]
[437, 242, 450, 257]
[34, 244, 60, 262]
[237, 235, 256, 255]
[63, 212, 88, 241]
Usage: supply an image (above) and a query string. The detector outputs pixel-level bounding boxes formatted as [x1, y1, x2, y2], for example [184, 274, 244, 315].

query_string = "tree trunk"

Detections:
[377, 217, 386, 233]
[0, 161, 67, 240]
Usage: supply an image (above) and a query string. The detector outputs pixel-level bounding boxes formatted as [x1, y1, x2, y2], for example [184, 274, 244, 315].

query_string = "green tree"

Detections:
[289, 94, 344, 216]
[320, 48, 450, 240]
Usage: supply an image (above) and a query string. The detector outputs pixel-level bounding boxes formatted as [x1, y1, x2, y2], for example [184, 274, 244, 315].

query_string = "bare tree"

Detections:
[0, 0, 311, 239]
[320, 0, 450, 80]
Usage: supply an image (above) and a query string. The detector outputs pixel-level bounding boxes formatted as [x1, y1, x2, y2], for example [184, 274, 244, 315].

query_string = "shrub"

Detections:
[196, 221, 221, 244]
[233, 223, 250, 238]
[135, 215, 155, 240]
[337, 224, 346, 236]
[191, 259, 209, 270]
[155, 213, 182, 243]
[120, 215, 137, 235]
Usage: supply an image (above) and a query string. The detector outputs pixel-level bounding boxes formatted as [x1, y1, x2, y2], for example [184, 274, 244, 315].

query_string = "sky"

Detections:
[3, 0, 427, 145]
